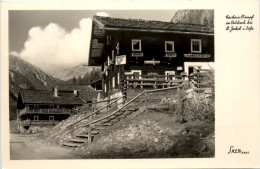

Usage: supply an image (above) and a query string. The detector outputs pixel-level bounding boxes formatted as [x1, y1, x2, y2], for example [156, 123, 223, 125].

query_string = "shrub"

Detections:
[183, 68, 215, 122]
[183, 99, 214, 122]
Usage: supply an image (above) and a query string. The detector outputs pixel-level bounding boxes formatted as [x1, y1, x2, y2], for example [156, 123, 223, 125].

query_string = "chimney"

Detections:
[54, 87, 58, 97]
[74, 90, 78, 96]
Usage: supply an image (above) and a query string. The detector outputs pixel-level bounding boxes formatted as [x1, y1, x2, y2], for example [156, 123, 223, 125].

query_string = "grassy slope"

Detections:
[36, 113, 88, 145]
[73, 107, 215, 158]
[33, 92, 214, 158]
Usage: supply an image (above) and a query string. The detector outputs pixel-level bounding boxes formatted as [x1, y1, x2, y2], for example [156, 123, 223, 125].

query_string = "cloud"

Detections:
[11, 18, 92, 74]
[96, 12, 109, 17]
[10, 51, 19, 56]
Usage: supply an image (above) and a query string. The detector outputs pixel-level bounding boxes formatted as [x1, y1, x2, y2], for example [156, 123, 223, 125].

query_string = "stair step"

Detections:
[94, 126, 107, 130]
[120, 114, 127, 118]
[70, 138, 86, 143]
[76, 134, 95, 138]
[84, 130, 99, 135]
[102, 122, 113, 126]
[115, 111, 124, 115]
[108, 115, 117, 119]
[124, 108, 138, 111]
[62, 142, 81, 147]
[100, 118, 111, 123]
[118, 115, 127, 120]
[110, 118, 120, 123]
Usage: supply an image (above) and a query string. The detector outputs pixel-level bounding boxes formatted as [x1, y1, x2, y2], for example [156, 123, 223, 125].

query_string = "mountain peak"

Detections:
[171, 10, 214, 27]
[52, 64, 100, 81]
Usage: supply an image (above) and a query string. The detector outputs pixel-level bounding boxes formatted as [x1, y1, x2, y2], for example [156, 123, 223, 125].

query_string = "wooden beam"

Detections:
[104, 27, 214, 36]
[88, 124, 92, 143]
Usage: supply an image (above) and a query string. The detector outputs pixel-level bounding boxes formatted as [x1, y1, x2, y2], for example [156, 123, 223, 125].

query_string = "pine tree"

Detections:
[72, 77, 76, 85]
[77, 76, 82, 85]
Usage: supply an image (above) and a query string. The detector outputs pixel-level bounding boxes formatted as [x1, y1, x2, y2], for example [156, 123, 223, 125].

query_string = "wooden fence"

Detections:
[188, 67, 214, 99]
[66, 84, 184, 142]
[65, 67, 214, 142]
[71, 97, 120, 115]
[66, 96, 124, 137]
[125, 74, 188, 89]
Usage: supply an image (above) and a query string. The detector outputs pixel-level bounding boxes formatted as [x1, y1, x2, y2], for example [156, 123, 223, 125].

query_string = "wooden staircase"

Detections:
[62, 107, 139, 147]
[61, 85, 184, 148]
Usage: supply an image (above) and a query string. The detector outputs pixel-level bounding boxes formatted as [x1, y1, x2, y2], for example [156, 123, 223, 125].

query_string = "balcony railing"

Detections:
[125, 74, 189, 89]
[20, 120, 60, 126]
[19, 107, 71, 116]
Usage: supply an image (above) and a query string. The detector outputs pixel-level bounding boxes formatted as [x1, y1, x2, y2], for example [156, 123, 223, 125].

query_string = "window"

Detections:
[188, 66, 194, 75]
[165, 71, 175, 81]
[104, 84, 107, 93]
[131, 70, 141, 79]
[49, 116, 54, 121]
[106, 35, 109, 45]
[34, 116, 39, 121]
[191, 39, 202, 53]
[107, 56, 110, 66]
[49, 105, 54, 109]
[112, 50, 115, 61]
[165, 41, 174, 52]
[133, 72, 140, 79]
[117, 73, 120, 85]
[29, 105, 34, 110]
[132, 39, 141, 51]
[112, 77, 115, 88]
[111, 64, 115, 71]
[116, 42, 120, 55]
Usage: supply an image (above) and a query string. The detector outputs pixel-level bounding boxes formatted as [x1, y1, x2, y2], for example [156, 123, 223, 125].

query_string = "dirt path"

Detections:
[10, 133, 80, 160]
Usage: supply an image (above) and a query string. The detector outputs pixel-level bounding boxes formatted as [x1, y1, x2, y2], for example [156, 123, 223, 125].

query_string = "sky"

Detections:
[9, 10, 176, 74]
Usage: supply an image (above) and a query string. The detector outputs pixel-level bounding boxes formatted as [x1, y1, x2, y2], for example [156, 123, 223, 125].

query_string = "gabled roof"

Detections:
[19, 89, 85, 105]
[55, 84, 97, 102]
[56, 84, 94, 91]
[93, 16, 214, 35]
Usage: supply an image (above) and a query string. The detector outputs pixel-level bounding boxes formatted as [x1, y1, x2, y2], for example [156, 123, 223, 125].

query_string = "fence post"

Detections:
[71, 124, 75, 138]
[177, 84, 184, 123]
[154, 77, 157, 89]
[194, 91, 198, 100]
[88, 124, 92, 143]
[92, 101, 96, 113]
[17, 110, 20, 132]
[107, 100, 109, 114]
[145, 92, 148, 108]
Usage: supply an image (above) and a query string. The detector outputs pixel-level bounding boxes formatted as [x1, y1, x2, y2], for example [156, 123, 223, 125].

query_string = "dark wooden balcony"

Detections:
[20, 120, 60, 126]
[19, 107, 72, 116]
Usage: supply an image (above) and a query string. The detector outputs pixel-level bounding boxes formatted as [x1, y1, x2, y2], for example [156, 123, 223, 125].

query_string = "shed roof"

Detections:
[19, 89, 85, 105]
[93, 16, 214, 34]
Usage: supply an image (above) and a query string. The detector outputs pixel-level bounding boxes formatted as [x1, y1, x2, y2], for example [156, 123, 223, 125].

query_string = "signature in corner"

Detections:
[228, 146, 249, 154]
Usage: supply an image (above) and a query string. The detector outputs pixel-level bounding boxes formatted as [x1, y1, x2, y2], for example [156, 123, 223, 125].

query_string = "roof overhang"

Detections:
[92, 18, 214, 36]
[103, 27, 214, 36]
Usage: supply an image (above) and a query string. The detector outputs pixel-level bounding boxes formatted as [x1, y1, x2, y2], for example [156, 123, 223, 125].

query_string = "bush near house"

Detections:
[183, 69, 215, 122]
